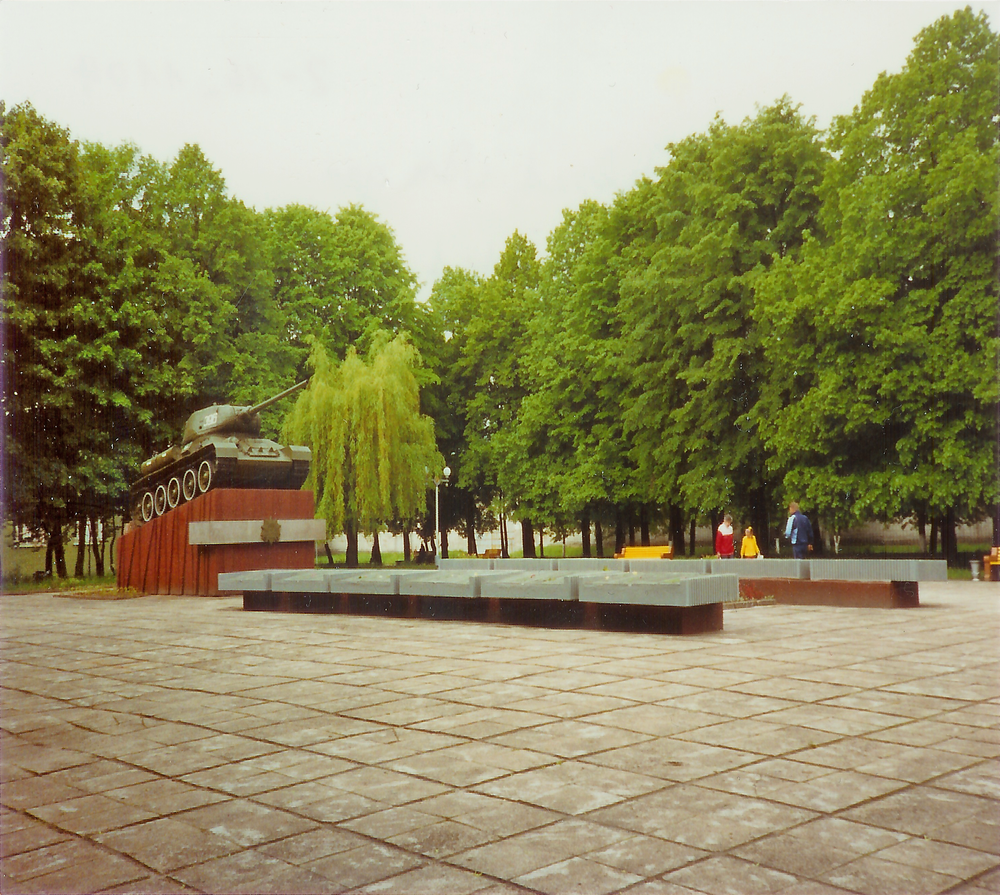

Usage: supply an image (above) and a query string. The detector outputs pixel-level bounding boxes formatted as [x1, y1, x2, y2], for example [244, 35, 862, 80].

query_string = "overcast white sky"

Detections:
[2, 1, 995, 298]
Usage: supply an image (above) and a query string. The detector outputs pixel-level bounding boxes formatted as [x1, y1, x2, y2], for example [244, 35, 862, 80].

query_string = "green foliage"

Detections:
[755, 9, 999, 529]
[511, 199, 635, 533]
[619, 99, 828, 539]
[459, 232, 541, 503]
[3, 9, 996, 569]
[284, 336, 441, 565]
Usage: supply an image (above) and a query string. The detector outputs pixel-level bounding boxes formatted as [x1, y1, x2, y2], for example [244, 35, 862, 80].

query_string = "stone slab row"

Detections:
[439, 556, 948, 582]
[218, 568, 739, 608]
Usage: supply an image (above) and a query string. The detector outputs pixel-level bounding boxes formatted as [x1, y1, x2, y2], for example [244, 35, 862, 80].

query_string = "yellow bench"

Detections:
[479, 548, 502, 559]
[614, 545, 673, 560]
[984, 547, 999, 581]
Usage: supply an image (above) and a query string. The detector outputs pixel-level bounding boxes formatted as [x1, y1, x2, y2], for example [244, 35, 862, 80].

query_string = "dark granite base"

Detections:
[242, 591, 724, 635]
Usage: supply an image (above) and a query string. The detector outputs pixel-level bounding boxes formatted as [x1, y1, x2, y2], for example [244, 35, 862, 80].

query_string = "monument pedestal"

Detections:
[117, 489, 322, 596]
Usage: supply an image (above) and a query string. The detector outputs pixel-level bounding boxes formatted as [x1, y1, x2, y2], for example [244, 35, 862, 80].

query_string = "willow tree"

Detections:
[284, 335, 441, 567]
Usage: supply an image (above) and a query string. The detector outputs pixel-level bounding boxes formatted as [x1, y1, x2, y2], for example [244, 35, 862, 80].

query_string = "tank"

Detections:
[130, 379, 311, 524]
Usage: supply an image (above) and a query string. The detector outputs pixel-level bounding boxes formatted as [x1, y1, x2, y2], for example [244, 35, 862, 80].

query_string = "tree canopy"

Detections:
[3, 9, 997, 574]
[283, 336, 441, 567]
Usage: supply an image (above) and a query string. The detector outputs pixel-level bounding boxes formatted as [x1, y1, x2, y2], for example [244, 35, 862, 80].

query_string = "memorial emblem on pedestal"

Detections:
[261, 518, 282, 544]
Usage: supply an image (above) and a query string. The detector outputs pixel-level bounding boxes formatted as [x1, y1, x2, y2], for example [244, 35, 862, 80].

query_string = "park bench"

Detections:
[614, 545, 673, 560]
[984, 547, 999, 581]
[479, 548, 502, 559]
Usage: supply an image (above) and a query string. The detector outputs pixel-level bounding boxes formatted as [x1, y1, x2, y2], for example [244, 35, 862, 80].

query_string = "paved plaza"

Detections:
[2, 580, 998, 894]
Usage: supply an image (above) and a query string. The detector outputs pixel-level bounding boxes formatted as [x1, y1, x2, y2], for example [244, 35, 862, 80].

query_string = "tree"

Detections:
[425, 266, 490, 556]
[284, 335, 441, 567]
[619, 99, 828, 546]
[459, 232, 541, 556]
[2, 102, 86, 575]
[755, 9, 1000, 561]
[512, 199, 640, 556]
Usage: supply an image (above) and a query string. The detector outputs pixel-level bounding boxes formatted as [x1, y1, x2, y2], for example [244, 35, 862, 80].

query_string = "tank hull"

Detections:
[130, 435, 310, 525]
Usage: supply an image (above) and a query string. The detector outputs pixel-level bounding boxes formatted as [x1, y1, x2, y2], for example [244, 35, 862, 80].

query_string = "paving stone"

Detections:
[176, 798, 318, 847]
[584, 738, 759, 782]
[388, 817, 498, 857]
[354, 861, 499, 894]
[172, 848, 341, 894]
[841, 785, 995, 837]
[452, 818, 631, 879]
[819, 854, 962, 895]
[1, 581, 997, 894]
[27, 793, 157, 835]
[932, 758, 1000, 798]
[731, 816, 909, 877]
[515, 855, 642, 894]
[662, 854, 800, 894]
[256, 826, 371, 864]
[304, 841, 425, 889]
[587, 834, 707, 876]
[873, 837, 1000, 880]
[103, 778, 228, 814]
[2, 837, 149, 891]
[96, 816, 243, 872]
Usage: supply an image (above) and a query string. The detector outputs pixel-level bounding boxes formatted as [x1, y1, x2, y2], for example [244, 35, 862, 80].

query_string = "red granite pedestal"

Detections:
[738, 577, 919, 608]
[117, 489, 318, 596]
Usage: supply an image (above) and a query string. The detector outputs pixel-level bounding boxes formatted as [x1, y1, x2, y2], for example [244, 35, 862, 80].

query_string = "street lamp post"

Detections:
[432, 466, 451, 560]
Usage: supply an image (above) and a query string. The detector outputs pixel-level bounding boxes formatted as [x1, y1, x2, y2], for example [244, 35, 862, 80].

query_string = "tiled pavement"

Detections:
[1, 580, 998, 895]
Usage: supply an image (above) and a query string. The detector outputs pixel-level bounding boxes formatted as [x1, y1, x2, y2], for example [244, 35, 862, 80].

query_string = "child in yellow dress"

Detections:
[740, 526, 761, 558]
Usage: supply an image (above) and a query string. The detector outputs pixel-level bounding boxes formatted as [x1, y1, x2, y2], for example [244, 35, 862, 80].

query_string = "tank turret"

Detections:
[130, 380, 311, 524]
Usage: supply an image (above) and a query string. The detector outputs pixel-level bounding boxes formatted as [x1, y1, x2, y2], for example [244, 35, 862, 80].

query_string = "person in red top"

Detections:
[716, 513, 734, 558]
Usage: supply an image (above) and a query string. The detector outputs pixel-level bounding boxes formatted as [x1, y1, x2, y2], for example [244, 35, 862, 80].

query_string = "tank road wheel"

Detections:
[182, 468, 197, 501]
[154, 484, 168, 516]
[167, 476, 182, 509]
[197, 460, 213, 494]
[141, 491, 155, 523]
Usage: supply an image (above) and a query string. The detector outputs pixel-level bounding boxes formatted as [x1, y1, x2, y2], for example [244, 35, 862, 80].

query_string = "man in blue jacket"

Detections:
[784, 501, 813, 559]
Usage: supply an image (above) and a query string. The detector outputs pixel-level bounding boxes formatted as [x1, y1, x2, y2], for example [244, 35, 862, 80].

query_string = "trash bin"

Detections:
[970, 560, 981, 581]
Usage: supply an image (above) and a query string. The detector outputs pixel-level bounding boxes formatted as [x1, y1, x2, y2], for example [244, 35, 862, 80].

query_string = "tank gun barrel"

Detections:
[242, 379, 309, 417]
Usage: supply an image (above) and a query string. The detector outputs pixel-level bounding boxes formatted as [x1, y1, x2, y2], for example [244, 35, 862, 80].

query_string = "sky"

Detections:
[2, 1, 996, 299]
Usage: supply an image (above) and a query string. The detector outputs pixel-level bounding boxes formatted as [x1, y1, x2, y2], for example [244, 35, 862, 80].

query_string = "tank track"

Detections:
[129, 450, 309, 526]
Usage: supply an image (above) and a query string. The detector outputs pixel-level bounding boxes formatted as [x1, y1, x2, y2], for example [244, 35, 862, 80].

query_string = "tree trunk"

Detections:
[500, 512, 509, 559]
[640, 505, 650, 547]
[668, 503, 684, 555]
[54, 531, 68, 579]
[689, 518, 697, 557]
[345, 521, 360, 568]
[750, 485, 770, 554]
[538, 528, 544, 559]
[595, 520, 604, 558]
[403, 528, 411, 563]
[581, 510, 591, 558]
[74, 517, 86, 578]
[811, 515, 824, 556]
[615, 509, 626, 555]
[441, 528, 449, 560]
[627, 508, 636, 547]
[943, 507, 959, 567]
[108, 518, 117, 575]
[370, 531, 382, 565]
[521, 519, 536, 558]
[324, 542, 336, 566]
[466, 494, 477, 556]
[90, 516, 105, 576]
[45, 534, 54, 577]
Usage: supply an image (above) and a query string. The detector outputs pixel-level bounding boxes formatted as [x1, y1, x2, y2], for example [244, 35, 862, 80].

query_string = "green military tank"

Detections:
[130, 380, 311, 524]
